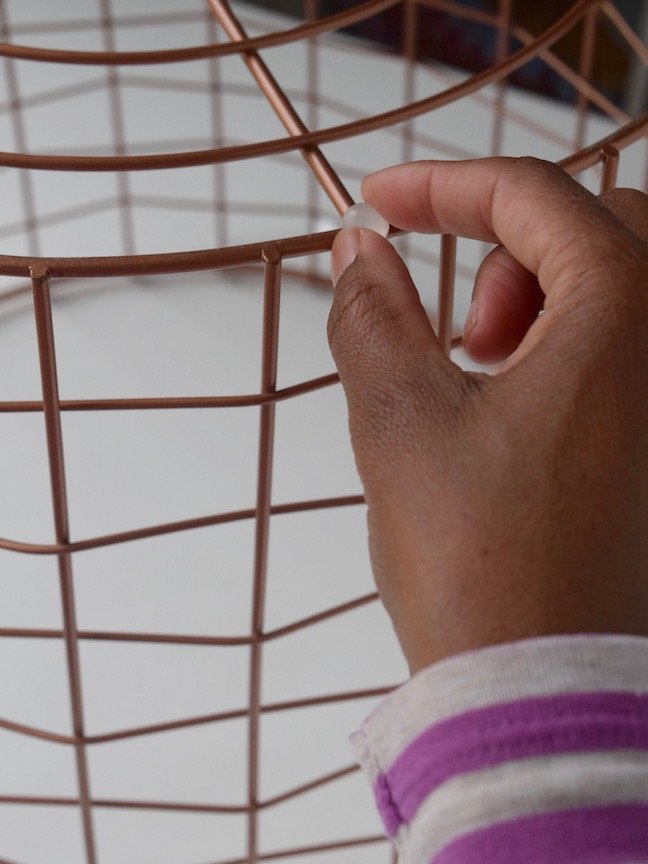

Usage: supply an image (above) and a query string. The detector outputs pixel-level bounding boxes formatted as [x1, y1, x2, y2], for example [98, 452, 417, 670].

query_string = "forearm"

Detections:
[352, 634, 648, 863]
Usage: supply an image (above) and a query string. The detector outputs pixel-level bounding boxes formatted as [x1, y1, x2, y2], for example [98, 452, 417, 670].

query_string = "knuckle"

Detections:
[600, 187, 648, 243]
[508, 156, 563, 188]
[600, 187, 648, 209]
[584, 229, 647, 299]
[491, 159, 576, 255]
[551, 238, 626, 308]
[556, 250, 648, 353]
[501, 157, 576, 219]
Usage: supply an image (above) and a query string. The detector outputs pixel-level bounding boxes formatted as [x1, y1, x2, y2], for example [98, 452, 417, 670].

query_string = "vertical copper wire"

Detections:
[403, 0, 418, 62]
[400, 0, 418, 265]
[31, 268, 96, 864]
[207, 12, 229, 248]
[575, 7, 597, 151]
[599, 144, 619, 193]
[306, 0, 320, 230]
[0, 4, 39, 256]
[306, 0, 320, 282]
[207, 0, 353, 215]
[99, 0, 135, 255]
[490, 0, 513, 157]
[247, 247, 282, 862]
[480, 0, 512, 263]
[438, 234, 456, 355]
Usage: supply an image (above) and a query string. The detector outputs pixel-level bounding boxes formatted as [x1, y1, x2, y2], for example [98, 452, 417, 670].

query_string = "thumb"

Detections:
[328, 227, 463, 477]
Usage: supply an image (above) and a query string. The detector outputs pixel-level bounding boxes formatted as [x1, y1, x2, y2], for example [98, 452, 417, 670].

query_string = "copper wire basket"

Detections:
[0, 0, 646, 862]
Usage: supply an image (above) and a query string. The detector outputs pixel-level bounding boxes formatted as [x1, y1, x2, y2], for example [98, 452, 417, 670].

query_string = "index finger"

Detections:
[362, 157, 641, 306]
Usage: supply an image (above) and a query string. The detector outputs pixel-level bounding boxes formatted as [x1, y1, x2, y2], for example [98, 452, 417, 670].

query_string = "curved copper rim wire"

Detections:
[0, 0, 625, 175]
[1, 0, 647, 861]
[0, 114, 646, 279]
[0, 0, 401, 66]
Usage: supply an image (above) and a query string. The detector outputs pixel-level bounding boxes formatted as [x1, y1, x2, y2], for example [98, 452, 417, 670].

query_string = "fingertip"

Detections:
[462, 316, 507, 365]
[360, 162, 419, 210]
[464, 246, 545, 365]
[361, 164, 396, 195]
[462, 301, 503, 365]
[331, 225, 407, 288]
[359, 172, 374, 200]
[329, 226, 443, 361]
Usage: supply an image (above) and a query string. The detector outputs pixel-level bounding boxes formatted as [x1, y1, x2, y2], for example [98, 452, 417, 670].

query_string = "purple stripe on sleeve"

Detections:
[373, 691, 648, 835]
[431, 804, 648, 864]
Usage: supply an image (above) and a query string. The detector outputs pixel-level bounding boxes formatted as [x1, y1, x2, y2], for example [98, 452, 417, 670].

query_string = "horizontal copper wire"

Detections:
[0, 764, 361, 814]
[0, 0, 613, 175]
[0, 372, 341, 413]
[0, 592, 379, 650]
[213, 834, 387, 864]
[0, 494, 366, 555]
[1, 111, 646, 280]
[0, 0, 401, 65]
[0, 764, 359, 814]
[0, 684, 390, 747]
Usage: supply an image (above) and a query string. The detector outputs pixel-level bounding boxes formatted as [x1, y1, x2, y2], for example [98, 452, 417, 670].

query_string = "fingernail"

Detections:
[331, 227, 361, 287]
[465, 297, 480, 336]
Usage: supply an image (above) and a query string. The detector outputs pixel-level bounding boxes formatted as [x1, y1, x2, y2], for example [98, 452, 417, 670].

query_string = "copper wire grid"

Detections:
[0, 0, 646, 862]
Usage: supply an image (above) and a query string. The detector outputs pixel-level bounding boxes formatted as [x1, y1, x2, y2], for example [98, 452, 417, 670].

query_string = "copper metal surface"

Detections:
[490, 0, 513, 157]
[0, 1, 647, 862]
[0, 0, 637, 174]
[208, 0, 353, 214]
[0, 0, 402, 65]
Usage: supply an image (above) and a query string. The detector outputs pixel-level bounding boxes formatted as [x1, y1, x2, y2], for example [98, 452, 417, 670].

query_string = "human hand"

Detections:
[328, 158, 648, 674]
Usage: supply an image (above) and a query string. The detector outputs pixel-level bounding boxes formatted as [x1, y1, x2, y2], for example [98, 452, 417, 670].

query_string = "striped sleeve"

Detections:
[351, 634, 648, 864]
